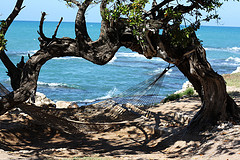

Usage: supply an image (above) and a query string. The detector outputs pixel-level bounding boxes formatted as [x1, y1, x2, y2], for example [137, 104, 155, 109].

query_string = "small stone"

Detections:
[27, 92, 55, 107]
[56, 101, 72, 108]
[68, 102, 79, 108]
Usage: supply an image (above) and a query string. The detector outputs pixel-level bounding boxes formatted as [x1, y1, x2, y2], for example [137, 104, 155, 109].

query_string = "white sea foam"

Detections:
[117, 52, 145, 58]
[16, 50, 38, 57]
[53, 57, 83, 60]
[204, 47, 225, 51]
[228, 47, 240, 52]
[205, 47, 240, 53]
[216, 62, 240, 66]
[109, 56, 117, 63]
[116, 52, 165, 62]
[79, 87, 119, 103]
[80, 99, 96, 103]
[151, 57, 164, 62]
[100, 87, 119, 99]
[225, 57, 240, 63]
[151, 68, 172, 75]
[37, 81, 70, 88]
[27, 50, 38, 53]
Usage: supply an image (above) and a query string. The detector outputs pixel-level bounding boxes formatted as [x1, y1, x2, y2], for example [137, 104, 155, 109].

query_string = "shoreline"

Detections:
[0, 67, 239, 159]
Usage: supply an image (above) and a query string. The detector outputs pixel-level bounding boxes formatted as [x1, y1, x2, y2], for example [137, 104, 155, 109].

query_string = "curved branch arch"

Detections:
[74, 0, 122, 65]
[0, 0, 124, 113]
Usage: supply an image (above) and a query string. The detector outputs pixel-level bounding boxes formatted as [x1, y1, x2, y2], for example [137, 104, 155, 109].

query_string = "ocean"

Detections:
[1, 21, 240, 104]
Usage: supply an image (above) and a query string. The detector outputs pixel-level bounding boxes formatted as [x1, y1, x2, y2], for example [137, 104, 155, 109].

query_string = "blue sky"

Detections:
[1, 0, 240, 27]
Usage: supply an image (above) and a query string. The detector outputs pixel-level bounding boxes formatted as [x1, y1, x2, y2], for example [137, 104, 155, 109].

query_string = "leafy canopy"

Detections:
[64, 0, 228, 48]
[102, 0, 223, 47]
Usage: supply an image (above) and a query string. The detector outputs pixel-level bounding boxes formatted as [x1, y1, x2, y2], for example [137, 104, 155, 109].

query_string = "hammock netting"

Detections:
[85, 69, 167, 108]
[0, 83, 10, 97]
[111, 70, 166, 106]
[0, 66, 188, 135]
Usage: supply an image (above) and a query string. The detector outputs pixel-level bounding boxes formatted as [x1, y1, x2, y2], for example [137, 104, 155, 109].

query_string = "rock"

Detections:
[174, 81, 194, 94]
[56, 101, 71, 108]
[232, 66, 240, 74]
[26, 92, 80, 108]
[68, 102, 79, 108]
[27, 92, 55, 107]
[56, 101, 79, 109]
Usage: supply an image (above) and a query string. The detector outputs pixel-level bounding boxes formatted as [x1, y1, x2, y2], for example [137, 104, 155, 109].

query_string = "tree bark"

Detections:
[0, 0, 24, 90]
[176, 46, 240, 131]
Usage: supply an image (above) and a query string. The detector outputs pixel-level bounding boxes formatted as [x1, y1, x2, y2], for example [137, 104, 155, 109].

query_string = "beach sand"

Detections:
[0, 77, 239, 159]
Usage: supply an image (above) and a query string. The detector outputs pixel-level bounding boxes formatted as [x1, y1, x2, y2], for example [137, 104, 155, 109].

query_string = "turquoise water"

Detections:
[1, 21, 240, 103]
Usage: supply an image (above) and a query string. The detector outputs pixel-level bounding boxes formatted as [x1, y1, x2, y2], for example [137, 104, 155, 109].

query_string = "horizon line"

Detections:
[9, 20, 240, 28]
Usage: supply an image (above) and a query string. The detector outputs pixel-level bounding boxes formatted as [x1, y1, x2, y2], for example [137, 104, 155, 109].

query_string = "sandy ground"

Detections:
[0, 87, 240, 159]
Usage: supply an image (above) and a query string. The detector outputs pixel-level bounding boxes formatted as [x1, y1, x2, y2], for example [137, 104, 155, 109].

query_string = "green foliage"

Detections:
[63, 0, 78, 7]
[163, 88, 195, 103]
[65, 0, 227, 49]
[164, 7, 182, 19]
[0, 20, 7, 51]
[102, 0, 148, 42]
[66, 1, 74, 7]
[183, 87, 195, 96]
[163, 0, 222, 48]
[102, 0, 225, 49]
[103, 0, 147, 22]
[167, 22, 201, 48]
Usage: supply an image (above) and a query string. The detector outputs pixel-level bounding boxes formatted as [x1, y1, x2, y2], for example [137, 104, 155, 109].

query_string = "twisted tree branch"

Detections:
[0, 0, 25, 90]
[1, 0, 25, 35]
[53, 17, 63, 38]
[75, 0, 93, 43]
[37, 12, 52, 43]
[73, 0, 122, 65]
[144, 0, 173, 18]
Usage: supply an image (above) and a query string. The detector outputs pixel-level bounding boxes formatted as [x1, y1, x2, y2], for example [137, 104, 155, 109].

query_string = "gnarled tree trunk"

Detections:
[177, 45, 240, 131]
[121, 29, 240, 131]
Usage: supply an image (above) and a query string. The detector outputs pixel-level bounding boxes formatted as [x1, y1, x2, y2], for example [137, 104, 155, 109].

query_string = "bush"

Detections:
[163, 88, 194, 103]
[183, 87, 195, 96]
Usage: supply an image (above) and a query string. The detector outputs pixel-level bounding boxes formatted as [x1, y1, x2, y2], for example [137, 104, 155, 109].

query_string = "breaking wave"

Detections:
[52, 57, 83, 60]
[77, 87, 119, 105]
[109, 56, 117, 63]
[117, 52, 145, 58]
[205, 47, 240, 53]
[225, 57, 240, 63]
[37, 81, 82, 89]
[151, 68, 172, 76]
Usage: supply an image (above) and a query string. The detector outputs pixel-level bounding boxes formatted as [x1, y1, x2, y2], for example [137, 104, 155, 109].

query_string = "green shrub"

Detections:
[183, 88, 195, 96]
[163, 88, 194, 103]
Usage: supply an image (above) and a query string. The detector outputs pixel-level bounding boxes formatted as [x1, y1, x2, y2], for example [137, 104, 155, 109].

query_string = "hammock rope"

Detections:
[0, 65, 176, 134]
[110, 64, 174, 107]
